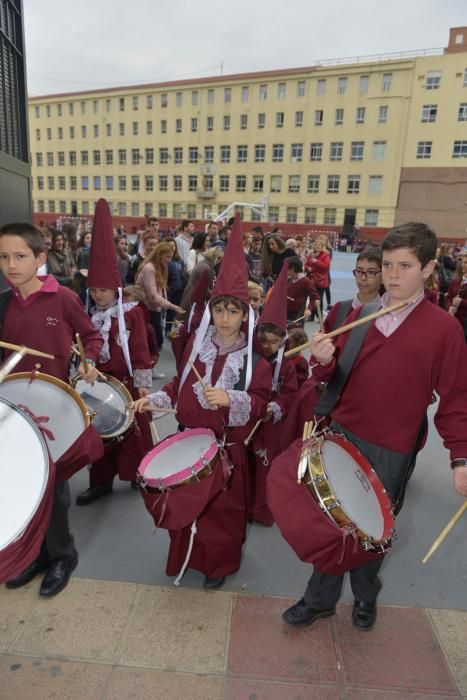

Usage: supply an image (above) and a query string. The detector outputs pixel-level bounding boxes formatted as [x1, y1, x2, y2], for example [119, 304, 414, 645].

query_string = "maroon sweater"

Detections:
[287, 276, 318, 316]
[313, 299, 467, 458]
[3, 276, 102, 382]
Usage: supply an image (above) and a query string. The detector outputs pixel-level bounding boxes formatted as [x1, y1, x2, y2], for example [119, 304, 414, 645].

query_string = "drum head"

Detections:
[74, 376, 132, 438]
[143, 430, 216, 482]
[0, 373, 88, 462]
[0, 398, 49, 550]
[322, 439, 385, 540]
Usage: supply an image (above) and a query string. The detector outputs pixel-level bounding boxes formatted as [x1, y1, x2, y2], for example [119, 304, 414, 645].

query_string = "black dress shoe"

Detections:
[6, 557, 50, 589]
[39, 554, 78, 597]
[203, 575, 226, 589]
[76, 485, 113, 506]
[352, 600, 377, 630]
[282, 598, 336, 627]
[130, 480, 139, 490]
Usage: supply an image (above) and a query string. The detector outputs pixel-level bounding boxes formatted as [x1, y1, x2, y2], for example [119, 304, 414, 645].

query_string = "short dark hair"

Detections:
[218, 226, 231, 239]
[210, 294, 248, 315]
[287, 255, 303, 273]
[191, 232, 208, 251]
[251, 226, 264, 236]
[356, 247, 382, 268]
[257, 323, 284, 338]
[0, 222, 44, 256]
[382, 222, 437, 267]
[180, 219, 193, 231]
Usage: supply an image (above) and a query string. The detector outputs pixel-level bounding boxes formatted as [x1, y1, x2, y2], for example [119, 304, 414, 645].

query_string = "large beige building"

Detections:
[28, 27, 467, 237]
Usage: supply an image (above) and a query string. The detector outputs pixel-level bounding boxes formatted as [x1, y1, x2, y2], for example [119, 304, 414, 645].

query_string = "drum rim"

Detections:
[1, 371, 91, 427]
[0, 396, 50, 549]
[138, 427, 218, 489]
[71, 372, 134, 438]
[302, 432, 394, 545]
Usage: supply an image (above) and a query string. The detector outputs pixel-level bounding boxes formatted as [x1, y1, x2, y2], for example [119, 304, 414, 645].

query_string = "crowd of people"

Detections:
[0, 203, 466, 635]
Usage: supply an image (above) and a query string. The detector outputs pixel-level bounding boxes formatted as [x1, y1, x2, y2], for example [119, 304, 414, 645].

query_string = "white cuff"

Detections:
[226, 390, 251, 427]
[269, 401, 282, 424]
[133, 368, 153, 389]
[148, 390, 172, 410]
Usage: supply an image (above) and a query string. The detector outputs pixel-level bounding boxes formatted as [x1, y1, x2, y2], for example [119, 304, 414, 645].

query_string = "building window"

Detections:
[307, 175, 320, 193]
[187, 204, 197, 219]
[58, 127, 63, 139]
[258, 112, 266, 128]
[36, 153, 43, 167]
[159, 176, 168, 191]
[36, 128, 41, 141]
[93, 176, 101, 190]
[174, 147, 183, 164]
[382, 73, 392, 91]
[237, 145, 248, 163]
[146, 94, 153, 109]
[145, 148, 154, 164]
[276, 112, 284, 127]
[241, 86, 249, 102]
[255, 144, 266, 162]
[191, 90, 199, 106]
[47, 176, 55, 190]
[69, 151, 77, 166]
[191, 117, 198, 132]
[463, 68, 467, 87]
[105, 99, 111, 112]
[34, 105, 40, 118]
[106, 123, 112, 136]
[259, 84, 268, 100]
[251, 209, 261, 222]
[105, 149, 113, 165]
[351, 141, 364, 161]
[118, 122, 125, 136]
[92, 100, 99, 114]
[145, 176, 153, 191]
[57, 103, 62, 116]
[81, 176, 89, 190]
[317, 79, 326, 95]
[207, 88, 215, 104]
[106, 176, 114, 190]
[132, 148, 140, 165]
[278, 82, 286, 99]
[364, 209, 379, 226]
[131, 203, 140, 217]
[189, 147, 199, 164]
[80, 150, 88, 165]
[118, 176, 126, 191]
[425, 70, 441, 90]
[270, 175, 282, 193]
[219, 175, 230, 192]
[58, 152, 65, 166]
[368, 175, 383, 194]
[175, 92, 183, 108]
[240, 114, 248, 129]
[329, 142, 343, 161]
[204, 146, 214, 163]
[46, 152, 54, 166]
[291, 143, 303, 162]
[360, 75, 369, 94]
[158, 203, 167, 217]
[175, 118, 182, 133]
[69, 102, 74, 115]
[335, 108, 344, 125]
[160, 148, 169, 164]
[224, 87, 231, 103]
[304, 207, 317, 224]
[314, 110, 323, 126]
[288, 175, 300, 193]
[295, 110, 303, 127]
[458, 103, 467, 121]
[347, 175, 361, 194]
[268, 206, 279, 223]
[68, 126, 73, 138]
[161, 93, 168, 108]
[203, 175, 213, 192]
[95, 124, 101, 137]
[356, 107, 365, 124]
[297, 80, 306, 97]
[132, 121, 138, 136]
[337, 77, 347, 95]
[81, 125, 87, 138]
[59, 200, 66, 213]
[327, 175, 340, 194]
[131, 176, 140, 191]
[378, 106, 388, 123]
[324, 208, 336, 225]
[46, 105, 51, 118]
[272, 143, 284, 162]
[38, 199, 45, 212]
[286, 207, 297, 223]
[117, 203, 126, 216]
[223, 115, 230, 130]
[236, 175, 246, 192]
[48, 200, 56, 213]
[220, 145, 231, 163]
[253, 175, 264, 193]
[372, 141, 386, 161]
[160, 119, 167, 133]
[145, 203, 153, 217]
[37, 176, 44, 190]
[146, 120, 153, 135]
[421, 104, 437, 122]
[207, 116, 214, 131]
[416, 141, 432, 159]
[119, 97, 125, 112]
[310, 142, 323, 161]
[118, 149, 126, 165]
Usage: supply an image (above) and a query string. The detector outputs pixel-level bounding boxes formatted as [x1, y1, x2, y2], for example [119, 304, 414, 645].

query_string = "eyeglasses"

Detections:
[352, 268, 380, 279]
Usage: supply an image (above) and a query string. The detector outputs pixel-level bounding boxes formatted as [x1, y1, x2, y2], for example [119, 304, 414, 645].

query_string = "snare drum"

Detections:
[138, 428, 228, 530]
[0, 371, 90, 463]
[0, 397, 53, 583]
[73, 374, 134, 440]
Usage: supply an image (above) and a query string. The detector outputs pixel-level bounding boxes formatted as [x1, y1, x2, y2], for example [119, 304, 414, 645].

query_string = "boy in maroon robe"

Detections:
[280, 222, 467, 631]
[133, 215, 272, 589]
[286, 256, 318, 326]
[248, 262, 298, 526]
[75, 199, 153, 505]
[0, 222, 102, 597]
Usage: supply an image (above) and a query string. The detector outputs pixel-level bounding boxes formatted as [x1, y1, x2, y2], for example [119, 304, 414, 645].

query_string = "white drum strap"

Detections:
[272, 337, 287, 393]
[187, 301, 197, 333]
[179, 304, 212, 393]
[173, 519, 197, 586]
[117, 287, 133, 377]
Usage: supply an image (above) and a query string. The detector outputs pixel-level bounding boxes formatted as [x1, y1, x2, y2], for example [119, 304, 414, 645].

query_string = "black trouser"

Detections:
[41, 481, 76, 561]
[150, 310, 164, 348]
[165, 289, 183, 335]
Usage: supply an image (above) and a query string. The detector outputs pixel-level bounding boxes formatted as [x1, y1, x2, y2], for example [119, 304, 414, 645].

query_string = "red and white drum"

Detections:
[267, 432, 395, 576]
[137, 428, 229, 530]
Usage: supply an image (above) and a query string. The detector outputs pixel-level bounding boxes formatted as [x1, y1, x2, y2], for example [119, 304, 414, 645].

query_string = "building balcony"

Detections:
[196, 189, 217, 199]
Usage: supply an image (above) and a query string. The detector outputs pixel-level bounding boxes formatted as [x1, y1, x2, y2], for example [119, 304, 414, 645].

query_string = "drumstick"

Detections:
[75, 333, 89, 374]
[135, 406, 177, 415]
[422, 500, 467, 564]
[289, 314, 307, 325]
[284, 301, 408, 357]
[315, 300, 324, 333]
[190, 361, 207, 390]
[70, 346, 108, 381]
[244, 419, 263, 447]
[0, 339, 54, 360]
[287, 296, 295, 301]
[0, 348, 27, 383]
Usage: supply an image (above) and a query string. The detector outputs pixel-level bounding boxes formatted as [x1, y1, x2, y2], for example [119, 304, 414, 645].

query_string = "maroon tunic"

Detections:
[446, 278, 467, 332]
[287, 276, 318, 318]
[149, 327, 272, 578]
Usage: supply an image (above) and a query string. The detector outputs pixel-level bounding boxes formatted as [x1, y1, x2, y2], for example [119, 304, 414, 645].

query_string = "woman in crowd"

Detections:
[47, 229, 75, 288]
[115, 234, 131, 286]
[165, 239, 187, 336]
[180, 245, 224, 312]
[186, 232, 208, 275]
[305, 238, 331, 312]
[261, 233, 296, 293]
[136, 241, 185, 352]
[128, 229, 159, 283]
[446, 254, 467, 339]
